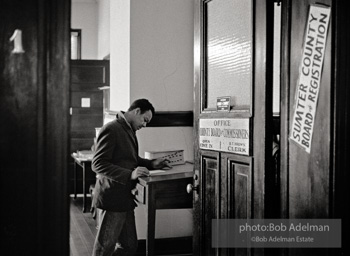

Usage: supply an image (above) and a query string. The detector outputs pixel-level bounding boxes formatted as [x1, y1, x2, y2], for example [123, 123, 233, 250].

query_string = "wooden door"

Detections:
[192, 0, 274, 255]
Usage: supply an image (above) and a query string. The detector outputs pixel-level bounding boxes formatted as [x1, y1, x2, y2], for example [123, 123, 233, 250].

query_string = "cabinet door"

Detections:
[69, 60, 109, 193]
[70, 60, 109, 152]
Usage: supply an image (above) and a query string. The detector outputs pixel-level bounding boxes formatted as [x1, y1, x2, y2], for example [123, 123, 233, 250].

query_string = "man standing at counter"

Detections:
[91, 98, 171, 256]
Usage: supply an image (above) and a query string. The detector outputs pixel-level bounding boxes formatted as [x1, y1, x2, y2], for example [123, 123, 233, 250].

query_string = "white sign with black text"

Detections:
[290, 4, 331, 153]
[199, 118, 250, 155]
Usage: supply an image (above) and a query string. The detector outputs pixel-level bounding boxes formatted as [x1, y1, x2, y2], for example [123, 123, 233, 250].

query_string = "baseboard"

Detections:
[135, 236, 192, 256]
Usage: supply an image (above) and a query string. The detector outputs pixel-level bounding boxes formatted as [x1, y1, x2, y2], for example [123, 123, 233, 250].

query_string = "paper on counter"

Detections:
[149, 170, 166, 175]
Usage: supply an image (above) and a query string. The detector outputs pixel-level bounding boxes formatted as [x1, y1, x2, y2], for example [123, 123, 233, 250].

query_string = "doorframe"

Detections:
[38, 0, 70, 254]
[333, 0, 350, 254]
[253, 0, 275, 221]
[280, 0, 291, 220]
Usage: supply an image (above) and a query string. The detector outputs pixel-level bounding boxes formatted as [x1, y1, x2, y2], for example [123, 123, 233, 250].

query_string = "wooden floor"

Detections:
[69, 196, 192, 256]
[70, 196, 97, 256]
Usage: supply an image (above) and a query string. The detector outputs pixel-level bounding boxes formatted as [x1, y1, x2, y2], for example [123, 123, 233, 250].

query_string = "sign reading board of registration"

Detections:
[199, 118, 250, 155]
[289, 4, 331, 153]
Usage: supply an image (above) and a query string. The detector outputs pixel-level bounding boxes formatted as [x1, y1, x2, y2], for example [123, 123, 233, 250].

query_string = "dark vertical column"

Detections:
[0, 0, 70, 255]
[39, 0, 70, 255]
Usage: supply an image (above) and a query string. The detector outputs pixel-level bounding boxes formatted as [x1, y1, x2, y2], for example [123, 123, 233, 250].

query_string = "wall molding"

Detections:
[149, 111, 194, 127]
[105, 110, 194, 127]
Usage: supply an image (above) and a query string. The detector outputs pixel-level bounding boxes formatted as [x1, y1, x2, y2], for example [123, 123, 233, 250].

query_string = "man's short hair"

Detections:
[128, 99, 155, 116]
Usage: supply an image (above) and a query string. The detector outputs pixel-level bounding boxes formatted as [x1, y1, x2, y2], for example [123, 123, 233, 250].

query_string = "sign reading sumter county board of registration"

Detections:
[199, 119, 250, 155]
[290, 4, 331, 153]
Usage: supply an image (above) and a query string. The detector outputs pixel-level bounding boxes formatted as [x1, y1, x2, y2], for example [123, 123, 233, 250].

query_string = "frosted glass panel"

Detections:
[206, 0, 252, 109]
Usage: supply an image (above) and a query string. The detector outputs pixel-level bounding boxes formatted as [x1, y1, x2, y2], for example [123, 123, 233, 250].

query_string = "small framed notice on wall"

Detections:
[216, 96, 231, 112]
[81, 98, 90, 108]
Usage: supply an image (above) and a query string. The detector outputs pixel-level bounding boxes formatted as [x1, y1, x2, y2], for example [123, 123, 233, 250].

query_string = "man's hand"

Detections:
[131, 167, 150, 180]
[151, 158, 172, 169]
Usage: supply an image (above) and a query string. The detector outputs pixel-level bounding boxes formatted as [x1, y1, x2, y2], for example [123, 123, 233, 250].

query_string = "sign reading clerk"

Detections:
[290, 4, 331, 153]
[199, 119, 250, 155]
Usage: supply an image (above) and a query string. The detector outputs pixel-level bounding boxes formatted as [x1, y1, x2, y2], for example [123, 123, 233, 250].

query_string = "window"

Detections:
[71, 29, 81, 60]
[203, 0, 253, 112]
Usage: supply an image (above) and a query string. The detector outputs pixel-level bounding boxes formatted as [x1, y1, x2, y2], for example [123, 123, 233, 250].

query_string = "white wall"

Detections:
[130, 0, 194, 111]
[110, 0, 131, 110]
[110, 0, 194, 112]
[71, 0, 99, 59]
[97, 0, 110, 59]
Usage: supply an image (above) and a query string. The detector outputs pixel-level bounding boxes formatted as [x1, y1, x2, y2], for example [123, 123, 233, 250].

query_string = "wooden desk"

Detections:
[71, 153, 94, 212]
[135, 162, 194, 256]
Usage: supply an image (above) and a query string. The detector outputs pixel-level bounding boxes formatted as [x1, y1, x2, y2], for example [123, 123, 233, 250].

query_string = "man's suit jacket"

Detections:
[92, 113, 152, 212]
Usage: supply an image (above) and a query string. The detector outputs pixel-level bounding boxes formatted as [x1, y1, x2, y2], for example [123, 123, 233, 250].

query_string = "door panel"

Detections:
[221, 154, 252, 220]
[233, 162, 251, 219]
[200, 151, 220, 256]
[222, 154, 252, 256]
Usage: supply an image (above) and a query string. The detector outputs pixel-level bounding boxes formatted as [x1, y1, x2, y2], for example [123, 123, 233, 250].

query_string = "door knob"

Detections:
[131, 188, 138, 196]
[186, 184, 198, 194]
